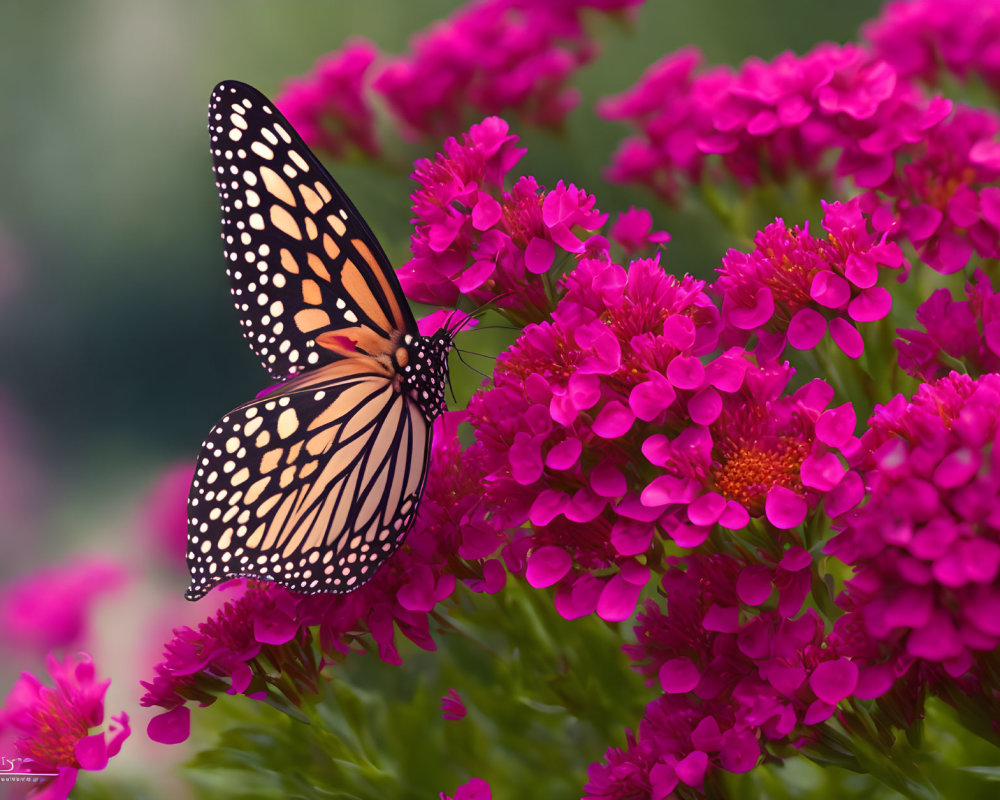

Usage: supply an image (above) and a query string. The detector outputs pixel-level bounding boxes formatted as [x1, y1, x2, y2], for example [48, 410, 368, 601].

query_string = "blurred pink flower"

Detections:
[599, 44, 951, 203]
[441, 776, 492, 800]
[0, 558, 125, 655]
[828, 372, 1000, 679]
[864, 0, 1000, 94]
[440, 688, 467, 720]
[1, 652, 129, 799]
[895, 269, 1000, 380]
[280, 0, 641, 156]
[277, 38, 381, 158]
[861, 106, 1000, 273]
[139, 462, 194, 569]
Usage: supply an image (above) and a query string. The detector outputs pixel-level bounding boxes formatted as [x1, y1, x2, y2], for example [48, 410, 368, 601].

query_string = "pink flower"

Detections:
[440, 688, 467, 721]
[715, 198, 907, 360]
[861, 106, 1000, 273]
[600, 43, 951, 203]
[608, 207, 671, 255]
[373, 0, 625, 140]
[864, 0, 1000, 95]
[828, 373, 1000, 680]
[139, 462, 194, 568]
[896, 270, 1000, 380]
[2, 652, 129, 798]
[470, 255, 723, 621]
[589, 553, 868, 795]
[399, 117, 609, 321]
[281, 0, 637, 154]
[0, 558, 125, 655]
[641, 365, 863, 541]
[141, 581, 302, 741]
[441, 776, 491, 800]
[276, 39, 380, 158]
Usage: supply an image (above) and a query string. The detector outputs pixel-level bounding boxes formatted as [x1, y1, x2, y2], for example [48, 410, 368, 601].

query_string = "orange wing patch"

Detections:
[351, 238, 407, 332]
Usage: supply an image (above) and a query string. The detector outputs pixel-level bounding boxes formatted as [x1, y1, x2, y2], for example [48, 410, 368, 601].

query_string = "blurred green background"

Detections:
[0, 0, 886, 793]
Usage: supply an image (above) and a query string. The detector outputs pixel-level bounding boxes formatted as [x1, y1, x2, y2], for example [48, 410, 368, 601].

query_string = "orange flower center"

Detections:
[17, 694, 90, 768]
[712, 436, 809, 514]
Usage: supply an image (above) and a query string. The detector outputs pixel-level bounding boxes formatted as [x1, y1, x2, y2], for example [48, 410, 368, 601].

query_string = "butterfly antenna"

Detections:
[454, 348, 493, 380]
[454, 347, 496, 359]
[444, 289, 518, 339]
[460, 324, 520, 333]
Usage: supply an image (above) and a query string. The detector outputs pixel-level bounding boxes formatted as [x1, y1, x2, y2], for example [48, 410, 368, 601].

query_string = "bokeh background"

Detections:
[0, 0, 883, 794]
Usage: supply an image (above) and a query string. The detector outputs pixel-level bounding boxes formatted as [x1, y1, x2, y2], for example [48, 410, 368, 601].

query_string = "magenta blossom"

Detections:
[141, 580, 302, 743]
[589, 553, 870, 797]
[861, 106, 1000, 273]
[828, 373, 1000, 680]
[2, 652, 129, 799]
[0, 558, 125, 655]
[600, 43, 951, 203]
[280, 0, 640, 155]
[399, 116, 609, 320]
[471, 251, 860, 622]
[470, 255, 721, 621]
[608, 207, 671, 255]
[864, 0, 1000, 95]
[715, 198, 908, 360]
[441, 776, 492, 800]
[276, 39, 380, 158]
[896, 270, 1000, 380]
[440, 688, 467, 721]
[372, 0, 642, 140]
[140, 462, 195, 568]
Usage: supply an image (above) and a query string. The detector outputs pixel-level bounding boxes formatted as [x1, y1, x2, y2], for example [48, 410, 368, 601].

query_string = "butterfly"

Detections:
[185, 81, 455, 601]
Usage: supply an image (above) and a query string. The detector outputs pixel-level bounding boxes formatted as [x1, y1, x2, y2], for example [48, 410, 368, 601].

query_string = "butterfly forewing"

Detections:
[208, 81, 417, 381]
[185, 372, 432, 599]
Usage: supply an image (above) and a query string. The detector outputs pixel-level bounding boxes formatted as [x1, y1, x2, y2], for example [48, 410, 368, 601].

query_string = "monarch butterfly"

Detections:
[185, 81, 455, 601]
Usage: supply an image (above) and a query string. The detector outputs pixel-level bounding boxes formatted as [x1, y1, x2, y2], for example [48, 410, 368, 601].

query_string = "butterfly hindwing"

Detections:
[185, 370, 432, 599]
[208, 81, 417, 381]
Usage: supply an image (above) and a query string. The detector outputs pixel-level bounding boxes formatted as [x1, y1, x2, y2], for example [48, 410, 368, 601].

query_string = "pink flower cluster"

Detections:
[442, 776, 492, 800]
[279, 0, 642, 155]
[715, 198, 908, 360]
[142, 412, 505, 739]
[599, 43, 951, 203]
[860, 106, 1000, 273]
[896, 270, 1000, 380]
[2, 653, 130, 799]
[828, 373, 1000, 680]
[0, 558, 125, 655]
[398, 116, 609, 321]
[277, 39, 380, 159]
[468, 254, 862, 623]
[140, 462, 195, 569]
[864, 0, 1000, 95]
[586, 554, 881, 797]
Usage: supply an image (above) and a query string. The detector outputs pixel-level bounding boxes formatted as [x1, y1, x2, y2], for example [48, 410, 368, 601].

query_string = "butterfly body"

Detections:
[185, 81, 451, 601]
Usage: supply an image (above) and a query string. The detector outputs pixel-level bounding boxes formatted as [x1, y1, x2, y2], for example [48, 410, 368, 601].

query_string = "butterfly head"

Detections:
[399, 330, 453, 422]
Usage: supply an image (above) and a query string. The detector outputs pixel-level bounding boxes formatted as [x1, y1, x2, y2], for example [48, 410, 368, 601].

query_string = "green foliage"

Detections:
[185, 581, 652, 799]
